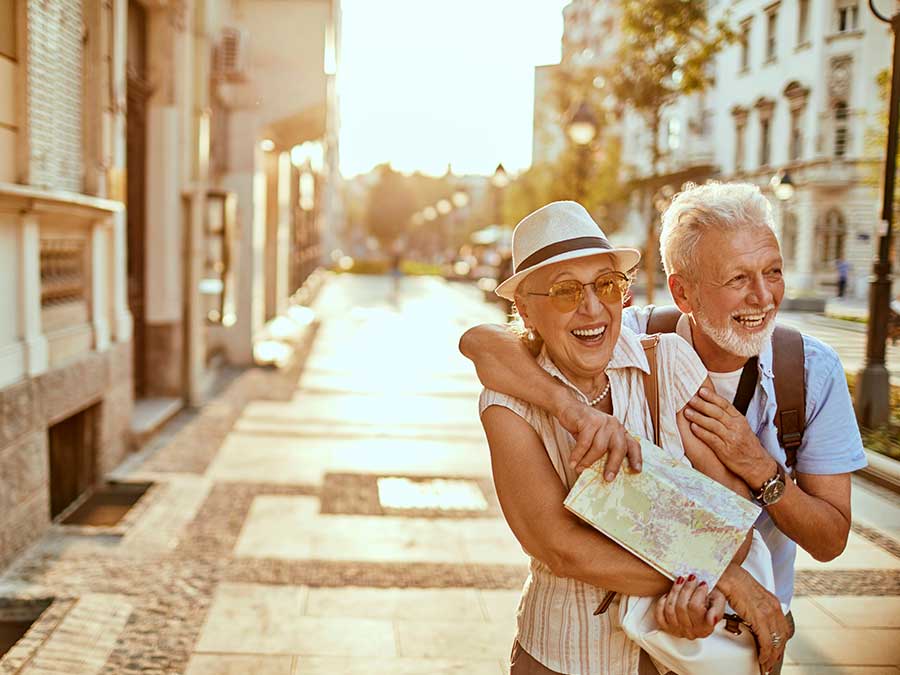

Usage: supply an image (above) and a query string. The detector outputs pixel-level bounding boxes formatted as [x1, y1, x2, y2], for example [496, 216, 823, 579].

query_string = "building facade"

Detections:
[540, 0, 896, 299]
[0, 0, 133, 568]
[0, 0, 341, 570]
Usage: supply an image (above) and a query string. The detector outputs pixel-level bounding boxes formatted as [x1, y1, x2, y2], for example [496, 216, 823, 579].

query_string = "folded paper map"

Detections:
[564, 437, 761, 587]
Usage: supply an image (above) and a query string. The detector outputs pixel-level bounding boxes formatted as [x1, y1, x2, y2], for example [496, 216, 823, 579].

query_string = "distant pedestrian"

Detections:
[836, 258, 850, 298]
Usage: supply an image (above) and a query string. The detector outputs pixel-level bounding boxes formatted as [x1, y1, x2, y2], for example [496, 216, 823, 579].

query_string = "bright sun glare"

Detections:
[338, 0, 568, 178]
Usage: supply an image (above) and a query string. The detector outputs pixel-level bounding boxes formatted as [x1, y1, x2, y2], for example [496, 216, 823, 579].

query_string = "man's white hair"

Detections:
[659, 182, 777, 281]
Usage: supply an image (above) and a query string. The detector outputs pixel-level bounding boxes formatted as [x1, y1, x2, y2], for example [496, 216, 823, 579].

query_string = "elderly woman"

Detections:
[474, 202, 787, 675]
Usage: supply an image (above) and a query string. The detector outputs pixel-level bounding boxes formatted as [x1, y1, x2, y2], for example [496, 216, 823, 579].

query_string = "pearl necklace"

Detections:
[587, 376, 611, 406]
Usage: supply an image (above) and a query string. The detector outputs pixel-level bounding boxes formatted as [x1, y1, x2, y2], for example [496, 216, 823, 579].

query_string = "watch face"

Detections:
[763, 479, 785, 504]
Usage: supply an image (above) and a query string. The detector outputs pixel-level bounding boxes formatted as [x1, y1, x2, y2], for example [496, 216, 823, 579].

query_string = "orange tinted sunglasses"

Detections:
[526, 271, 630, 312]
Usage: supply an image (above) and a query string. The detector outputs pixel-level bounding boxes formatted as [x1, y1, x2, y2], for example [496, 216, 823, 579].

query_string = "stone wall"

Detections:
[0, 341, 133, 570]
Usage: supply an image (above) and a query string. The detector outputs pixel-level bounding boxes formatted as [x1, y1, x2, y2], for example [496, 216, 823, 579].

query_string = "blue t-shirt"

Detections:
[623, 305, 868, 607]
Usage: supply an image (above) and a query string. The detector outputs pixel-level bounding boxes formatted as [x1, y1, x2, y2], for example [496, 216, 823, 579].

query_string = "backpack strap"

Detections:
[640, 335, 661, 447]
[645, 305, 681, 335]
[772, 325, 806, 468]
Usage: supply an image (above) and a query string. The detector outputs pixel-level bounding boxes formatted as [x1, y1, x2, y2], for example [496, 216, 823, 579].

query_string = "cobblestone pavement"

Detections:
[0, 273, 898, 674]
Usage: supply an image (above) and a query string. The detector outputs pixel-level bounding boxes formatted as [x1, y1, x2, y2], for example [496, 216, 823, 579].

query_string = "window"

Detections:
[817, 209, 846, 263]
[667, 118, 682, 151]
[797, 0, 810, 45]
[739, 18, 752, 72]
[789, 109, 803, 161]
[834, 101, 849, 157]
[760, 118, 772, 167]
[782, 212, 798, 263]
[0, 0, 14, 59]
[735, 122, 746, 171]
[765, 7, 778, 61]
[836, 1, 859, 33]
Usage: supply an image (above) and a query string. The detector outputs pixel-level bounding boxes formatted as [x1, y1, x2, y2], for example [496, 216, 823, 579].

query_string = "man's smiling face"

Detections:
[684, 225, 785, 363]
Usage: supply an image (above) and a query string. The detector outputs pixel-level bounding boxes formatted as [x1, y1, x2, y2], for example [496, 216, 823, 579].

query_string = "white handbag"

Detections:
[618, 529, 780, 675]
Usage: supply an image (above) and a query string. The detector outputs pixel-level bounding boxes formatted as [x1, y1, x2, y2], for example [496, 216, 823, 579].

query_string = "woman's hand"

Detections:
[555, 397, 642, 480]
[718, 564, 789, 673]
[655, 575, 725, 639]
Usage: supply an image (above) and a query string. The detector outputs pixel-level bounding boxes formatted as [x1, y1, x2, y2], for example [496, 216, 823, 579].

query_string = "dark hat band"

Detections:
[515, 236, 613, 273]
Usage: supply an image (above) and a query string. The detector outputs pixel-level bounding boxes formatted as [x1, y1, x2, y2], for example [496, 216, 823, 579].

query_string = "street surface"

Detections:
[0, 273, 898, 674]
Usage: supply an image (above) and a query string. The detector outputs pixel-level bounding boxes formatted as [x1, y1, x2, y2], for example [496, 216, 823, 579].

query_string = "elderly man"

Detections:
[459, 182, 867, 670]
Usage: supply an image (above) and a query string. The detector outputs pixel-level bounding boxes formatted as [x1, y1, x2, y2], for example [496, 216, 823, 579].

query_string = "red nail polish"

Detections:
[687, 574, 696, 582]
[676, 576, 684, 584]
[699, 581, 707, 586]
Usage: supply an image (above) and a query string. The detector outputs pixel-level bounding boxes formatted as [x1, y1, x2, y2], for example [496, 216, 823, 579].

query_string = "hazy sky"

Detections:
[338, 0, 568, 178]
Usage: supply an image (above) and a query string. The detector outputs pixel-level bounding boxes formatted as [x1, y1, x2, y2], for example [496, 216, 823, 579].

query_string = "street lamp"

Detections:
[492, 164, 509, 225]
[770, 170, 795, 201]
[566, 101, 599, 203]
[491, 163, 509, 189]
[451, 190, 469, 208]
[566, 101, 599, 147]
[856, 0, 899, 426]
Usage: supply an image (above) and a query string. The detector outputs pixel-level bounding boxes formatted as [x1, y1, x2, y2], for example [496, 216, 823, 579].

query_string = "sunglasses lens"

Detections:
[596, 273, 628, 302]
[548, 281, 581, 312]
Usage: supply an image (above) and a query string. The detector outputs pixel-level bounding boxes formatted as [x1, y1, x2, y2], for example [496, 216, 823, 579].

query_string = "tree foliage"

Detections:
[502, 138, 625, 229]
[364, 164, 418, 247]
[607, 0, 735, 143]
[603, 0, 735, 300]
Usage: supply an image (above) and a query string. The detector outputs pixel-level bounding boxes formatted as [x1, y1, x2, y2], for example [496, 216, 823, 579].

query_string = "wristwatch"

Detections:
[752, 463, 786, 506]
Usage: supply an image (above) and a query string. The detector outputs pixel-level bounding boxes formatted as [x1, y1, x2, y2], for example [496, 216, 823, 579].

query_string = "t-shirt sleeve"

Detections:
[478, 388, 539, 433]
[623, 304, 651, 334]
[657, 333, 708, 412]
[794, 339, 868, 475]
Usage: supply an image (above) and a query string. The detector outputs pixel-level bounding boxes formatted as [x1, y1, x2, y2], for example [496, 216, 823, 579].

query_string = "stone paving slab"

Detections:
[291, 656, 505, 675]
[781, 668, 900, 675]
[233, 495, 527, 565]
[207, 434, 491, 484]
[784, 628, 900, 666]
[239, 393, 483, 431]
[184, 655, 295, 675]
[794, 531, 900, 570]
[196, 583, 397, 657]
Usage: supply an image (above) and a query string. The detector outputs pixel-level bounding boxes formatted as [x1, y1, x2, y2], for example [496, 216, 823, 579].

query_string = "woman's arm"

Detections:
[481, 405, 670, 596]
[461, 323, 641, 478]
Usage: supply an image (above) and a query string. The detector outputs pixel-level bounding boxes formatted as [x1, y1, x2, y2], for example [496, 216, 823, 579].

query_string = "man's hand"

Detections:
[685, 387, 776, 488]
[655, 575, 725, 639]
[717, 564, 789, 673]
[555, 398, 641, 480]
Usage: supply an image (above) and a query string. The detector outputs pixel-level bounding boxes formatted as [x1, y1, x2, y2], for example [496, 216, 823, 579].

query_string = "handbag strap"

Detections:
[594, 335, 662, 617]
[640, 335, 661, 447]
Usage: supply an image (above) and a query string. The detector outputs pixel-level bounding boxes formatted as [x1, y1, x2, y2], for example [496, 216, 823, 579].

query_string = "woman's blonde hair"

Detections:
[659, 182, 776, 282]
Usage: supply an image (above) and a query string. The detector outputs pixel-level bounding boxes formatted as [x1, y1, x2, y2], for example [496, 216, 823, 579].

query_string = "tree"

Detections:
[364, 164, 417, 249]
[502, 138, 626, 229]
[605, 0, 734, 302]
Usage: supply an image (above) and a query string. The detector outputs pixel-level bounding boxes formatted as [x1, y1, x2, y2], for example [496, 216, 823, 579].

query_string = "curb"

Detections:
[860, 449, 900, 494]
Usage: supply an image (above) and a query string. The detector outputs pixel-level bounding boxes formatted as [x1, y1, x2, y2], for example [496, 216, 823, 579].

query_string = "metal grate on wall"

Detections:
[25, 0, 84, 192]
[40, 238, 87, 307]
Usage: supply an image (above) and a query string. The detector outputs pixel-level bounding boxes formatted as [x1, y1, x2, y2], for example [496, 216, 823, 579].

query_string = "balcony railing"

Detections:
[0, 183, 132, 387]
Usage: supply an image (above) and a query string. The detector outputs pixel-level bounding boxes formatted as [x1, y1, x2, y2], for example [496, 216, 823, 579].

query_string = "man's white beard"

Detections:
[694, 305, 776, 358]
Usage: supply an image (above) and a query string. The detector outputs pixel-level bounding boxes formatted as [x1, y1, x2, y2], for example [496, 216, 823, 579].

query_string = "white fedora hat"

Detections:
[495, 201, 641, 301]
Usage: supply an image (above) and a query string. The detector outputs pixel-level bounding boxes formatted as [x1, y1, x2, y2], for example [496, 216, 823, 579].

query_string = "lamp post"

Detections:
[565, 101, 599, 202]
[492, 163, 509, 226]
[770, 170, 795, 299]
[856, 0, 899, 426]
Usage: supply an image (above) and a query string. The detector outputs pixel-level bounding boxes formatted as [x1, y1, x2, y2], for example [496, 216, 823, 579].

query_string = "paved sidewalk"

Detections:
[0, 273, 898, 674]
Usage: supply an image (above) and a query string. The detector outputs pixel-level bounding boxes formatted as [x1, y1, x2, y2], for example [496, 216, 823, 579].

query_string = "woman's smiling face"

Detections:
[516, 255, 624, 387]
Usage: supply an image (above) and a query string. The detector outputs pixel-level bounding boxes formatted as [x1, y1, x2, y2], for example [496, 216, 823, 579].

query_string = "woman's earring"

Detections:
[526, 328, 536, 342]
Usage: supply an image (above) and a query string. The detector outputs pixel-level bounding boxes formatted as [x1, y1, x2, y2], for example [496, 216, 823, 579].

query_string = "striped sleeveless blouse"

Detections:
[479, 326, 707, 674]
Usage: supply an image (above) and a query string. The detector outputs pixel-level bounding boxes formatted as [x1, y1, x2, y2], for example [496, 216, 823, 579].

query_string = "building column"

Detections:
[791, 189, 816, 292]
[142, 5, 186, 397]
[91, 220, 111, 351]
[19, 214, 48, 376]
